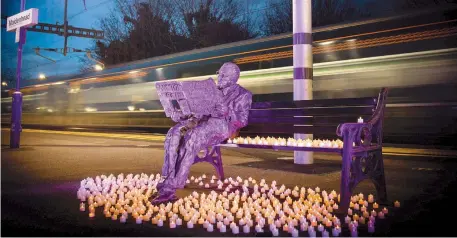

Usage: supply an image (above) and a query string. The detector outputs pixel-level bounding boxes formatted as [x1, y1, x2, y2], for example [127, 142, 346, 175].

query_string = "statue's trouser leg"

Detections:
[159, 125, 181, 189]
[162, 139, 203, 192]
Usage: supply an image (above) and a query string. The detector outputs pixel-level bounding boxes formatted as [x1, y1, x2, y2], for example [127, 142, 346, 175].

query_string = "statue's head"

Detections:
[216, 62, 240, 89]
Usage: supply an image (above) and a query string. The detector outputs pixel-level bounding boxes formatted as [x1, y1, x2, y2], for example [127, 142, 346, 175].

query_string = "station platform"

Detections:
[2, 129, 457, 236]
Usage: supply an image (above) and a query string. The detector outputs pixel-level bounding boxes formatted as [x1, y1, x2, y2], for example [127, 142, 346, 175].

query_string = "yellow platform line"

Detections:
[3, 128, 457, 157]
[2, 128, 166, 142]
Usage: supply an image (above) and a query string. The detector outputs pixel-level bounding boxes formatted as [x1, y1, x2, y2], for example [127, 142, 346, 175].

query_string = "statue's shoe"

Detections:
[151, 193, 178, 205]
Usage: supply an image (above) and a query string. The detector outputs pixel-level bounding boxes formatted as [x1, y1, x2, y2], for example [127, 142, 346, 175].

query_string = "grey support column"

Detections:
[293, 0, 313, 164]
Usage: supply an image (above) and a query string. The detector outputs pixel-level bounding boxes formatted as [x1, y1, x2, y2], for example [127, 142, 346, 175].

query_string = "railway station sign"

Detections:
[7, 8, 38, 42]
[6, 8, 39, 31]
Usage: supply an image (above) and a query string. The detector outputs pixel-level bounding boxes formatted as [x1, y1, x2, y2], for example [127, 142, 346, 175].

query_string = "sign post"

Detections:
[6, 1, 38, 148]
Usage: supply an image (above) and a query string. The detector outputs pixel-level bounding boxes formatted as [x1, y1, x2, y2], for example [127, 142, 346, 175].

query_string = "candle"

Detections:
[157, 219, 163, 227]
[350, 224, 358, 237]
[232, 225, 240, 234]
[187, 220, 194, 228]
[368, 194, 374, 203]
[345, 216, 351, 224]
[318, 224, 324, 232]
[151, 217, 158, 224]
[170, 221, 176, 229]
[383, 207, 389, 214]
[394, 201, 401, 208]
[354, 203, 360, 210]
[89, 212, 95, 218]
[361, 205, 367, 212]
[272, 228, 279, 236]
[357, 117, 363, 123]
[207, 224, 214, 232]
[378, 211, 385, 219]
[348, 208, 353, 215]
[120, 215, 127, 223]
[136, 216, 142, 224]
[292, 228, 299, 237]
[220, 224, 227, 233]
[368, 222, 375, 233]
[373, 202, 379, 209]
[322, 230, 329, 238]
[332, 227, 340, 237]
[176, 218, 182, 226]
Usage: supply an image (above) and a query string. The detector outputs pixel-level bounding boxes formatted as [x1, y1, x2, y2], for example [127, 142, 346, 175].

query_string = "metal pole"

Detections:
[10, 0, 26, 148]
[293, 0, 313, 164]
[63, 0, 68, 56]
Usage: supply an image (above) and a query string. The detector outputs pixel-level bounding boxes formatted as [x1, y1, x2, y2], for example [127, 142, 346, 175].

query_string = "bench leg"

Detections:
[373, 150, 388, 203]
[340, 150, 353, 212]
[211, 146, 225, 180]
[193, 146, 225, 181]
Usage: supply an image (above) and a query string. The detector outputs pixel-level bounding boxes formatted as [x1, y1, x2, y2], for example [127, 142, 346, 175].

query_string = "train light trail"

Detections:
[319, 41, 335, 45]
[39, 73, 46, 80]
[94, 64, 104, 71]
[129, 70, 139, 74]
[84, 107, 97, 112]
[2, 82, 7, 86]
[127, 106, 135, 111]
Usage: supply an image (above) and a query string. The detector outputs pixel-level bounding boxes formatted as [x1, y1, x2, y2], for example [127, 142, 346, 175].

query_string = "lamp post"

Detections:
[293, 0, 313, 164]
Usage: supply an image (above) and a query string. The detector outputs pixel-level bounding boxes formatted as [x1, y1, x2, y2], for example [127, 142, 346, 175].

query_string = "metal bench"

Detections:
[193, 88, 389, 211]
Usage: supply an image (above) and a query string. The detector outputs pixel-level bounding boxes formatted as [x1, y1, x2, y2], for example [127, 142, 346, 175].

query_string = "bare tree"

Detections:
[263, 0, 370, 36]
[171, 0, 257, 49]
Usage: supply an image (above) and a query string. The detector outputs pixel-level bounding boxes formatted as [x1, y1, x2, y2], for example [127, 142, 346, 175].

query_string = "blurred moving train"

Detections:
[2, 7, 457, 146]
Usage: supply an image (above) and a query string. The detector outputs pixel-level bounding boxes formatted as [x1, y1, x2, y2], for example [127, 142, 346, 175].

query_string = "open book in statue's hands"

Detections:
[155, 78, 222, 119]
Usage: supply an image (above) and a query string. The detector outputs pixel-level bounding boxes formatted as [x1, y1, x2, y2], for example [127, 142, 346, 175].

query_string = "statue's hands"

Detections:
[171, 112, 191, 123]
[211, 101, 229, 118]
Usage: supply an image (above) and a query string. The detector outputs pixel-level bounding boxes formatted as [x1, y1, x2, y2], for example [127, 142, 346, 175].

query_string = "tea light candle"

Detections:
[79, 203, 86, 212]
[157, 219, 164, 227]
[383, 207, 389, 214]
[272, 228, 279, 236]
[136, 216, 142, 224]
[368, 194, 374, 203]
[350, 224, 358, 237]
[322, 230, 329, 238]
[354, 203, 360, 210]
[345, 216, 351, 224]
[120, 215, 127, 223]
[292, 228, 299, 237]
[348, 208, 353, 215]
[378, 211, 385, 219]
[89, 212, 95, 218]
[207, 224, 214, 232]
[394, 201, 401, 207]
[373, 202, 379, 209]
[361, 205, 367, 212]
[187, 220, 194, 228]
[232, 225, 240, 234]
[170, 220, 176, 229]
[318, 224, 324, 232]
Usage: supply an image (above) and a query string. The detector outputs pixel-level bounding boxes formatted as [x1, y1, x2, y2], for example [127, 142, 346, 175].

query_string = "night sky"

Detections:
[1, 0, 385, 85]
[1, 0, 114, 82]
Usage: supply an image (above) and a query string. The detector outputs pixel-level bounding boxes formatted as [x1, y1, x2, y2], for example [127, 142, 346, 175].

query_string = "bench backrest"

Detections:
[241, 88, 388, 144]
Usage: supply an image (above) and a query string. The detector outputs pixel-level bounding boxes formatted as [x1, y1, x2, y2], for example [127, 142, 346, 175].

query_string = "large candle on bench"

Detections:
[358, 117, 363, 123]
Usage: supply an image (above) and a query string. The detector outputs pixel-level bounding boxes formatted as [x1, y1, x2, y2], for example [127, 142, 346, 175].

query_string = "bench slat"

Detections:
[249, 106, 374, 117]
[241, 124, 339, 134]
[251, 97, 377, 109]
[248, 115, 375, 125]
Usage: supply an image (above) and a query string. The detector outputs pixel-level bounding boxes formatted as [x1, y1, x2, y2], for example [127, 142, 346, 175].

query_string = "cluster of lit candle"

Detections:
[77, 173, 400, 236]
[226, 136, 354, 148]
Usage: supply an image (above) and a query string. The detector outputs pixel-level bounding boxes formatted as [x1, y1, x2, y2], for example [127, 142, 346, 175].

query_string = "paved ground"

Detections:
[2, 129, 457, 236]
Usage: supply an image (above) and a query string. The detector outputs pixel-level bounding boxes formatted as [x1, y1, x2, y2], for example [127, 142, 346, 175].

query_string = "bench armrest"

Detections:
[337, 123, 374, 148]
